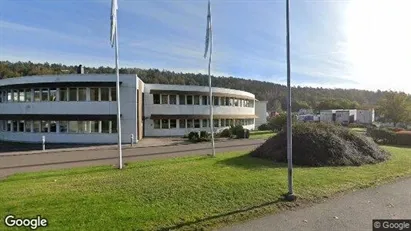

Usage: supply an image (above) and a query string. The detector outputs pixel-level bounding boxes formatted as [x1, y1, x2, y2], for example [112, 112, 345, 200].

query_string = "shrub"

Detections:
[251, 123, 390, 167]
[200, 131, 208, 138]
[368, 127, 397, 145]
[188, 131, 200, 143]
[348, 123, 367, 128]
[395, 131, 411, 146]
[230, 125, 245, 139]
[258, 123, 271, 131]
[219, 128, 232, 138]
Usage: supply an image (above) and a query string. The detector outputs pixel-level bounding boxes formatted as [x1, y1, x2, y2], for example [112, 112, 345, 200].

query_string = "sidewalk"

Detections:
[219, 177, 411, 231]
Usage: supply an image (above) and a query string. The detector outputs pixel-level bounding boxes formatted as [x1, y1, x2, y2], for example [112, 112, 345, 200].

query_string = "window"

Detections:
[59, 88, 68, 101]
[12, 121, 18, 132]
[13, 90, 19, 102]
[221, 119, 226, 127]
[153, 94, 160, 104]
[18, 121, 24, 132]
[69, 88, 77, 101]
[213, 119, 219, 128]
[161, 95, 168, 104]
[60, 121, 68, 133]
[161, 119, 169, 129]
[234, 99, 239, 107]
[154, 120, 161, 129]
[225, 97, 230, 106]
[213, 96, 219, 106]
[220, 97, 225, 106]
[202, 95, 208, 105]
[25, 121, 32, 132]
[90, 121, 99, 133]
[170, 119, 177, 129]
[19, 90, 25, 102]
[7, 120, 11, 131]
[78, 88, 87, 101]
[78, 121, 89, 133]
[226, 119, 230, 127]
[68, 121, 78, 133]
[110, 88, 117, 101]
[111, 120, 118, 133]
[179, 119, 186, 128]
[33, 121, 40, 133]
[90, 88, 99, 101]
[194, 95, 200, 105]
[186, 95, 193, 105]
[0, 91, 2, 103]
[229, 98, 234, 106]
[25, 89, 32, 102]
[41, 89, 49, 101]
[101, 121, 110, 133]
[100, 88, 109, 101]
[187, 119, 194, 128]
[7, 90, 12, 102]
[194, 119, 200, 128]
[179, 95, 185, 105]
[202, 119, 208, 128]
[49, 121, 56, 132]
[169, 95, 177, 104]
[50, 88, 57, 101]
[41, 121, 49, 133]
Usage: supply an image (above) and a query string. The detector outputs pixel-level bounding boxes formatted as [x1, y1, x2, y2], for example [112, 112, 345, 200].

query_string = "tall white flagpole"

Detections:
[111, 0, 123, 169]
[285, 0, 295, 201]
[204, 0, 215, 157]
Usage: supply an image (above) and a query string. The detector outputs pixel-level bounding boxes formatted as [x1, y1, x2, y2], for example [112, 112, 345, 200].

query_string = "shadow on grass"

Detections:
[156, 197, 287, 231]
[216, 153, 287, 169]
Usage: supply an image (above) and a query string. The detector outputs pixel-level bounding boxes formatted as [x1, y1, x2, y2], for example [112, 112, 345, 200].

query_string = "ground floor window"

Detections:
[213, 119, 219, 128]
[187, 119, 194, 128]
[170, 119, 177, 129]
[179, 119, 186, 128]
[194, 119, 200, 128]
[154, 120, 161, 129]
[161, 119, 169, 129]
[202, 119, 208, 128]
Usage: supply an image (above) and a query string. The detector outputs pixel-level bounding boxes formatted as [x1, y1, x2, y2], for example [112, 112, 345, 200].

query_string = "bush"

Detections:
[395, 131, 411, 146]
[230, 125, 245, 139]
[188, 131, 200, 143]
[258, 123, 271, 131]
[251, 123, 390, 167]
[219, 128, 232, 138]
[348, 123, 367, 128]
[367, 128, 397, 145]
[200, 131, 208, 138]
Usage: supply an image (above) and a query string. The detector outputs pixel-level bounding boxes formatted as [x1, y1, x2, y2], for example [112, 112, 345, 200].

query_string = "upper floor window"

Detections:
[100, 88, 109, 101]
[202, 96, 208, 105]
[90, 88, 99, 101]
[19, 90, 25, 102]
[41, 89, 49, 101]
[78, 88, 87, 101]
[213, 96, 219, 106]
[60, 88, 68, 101]
[186, 95, 193, 105]
[110, 88, 117, 101]
[34, 89, 41, 102]
[179, 95, 186, 105]
[161, 95, 168, 104]
[153, 94, 160, 104]
[169, 95, 177, 104]
[13, 90, 19, 102]
[25, 89, 32, 102]
[69, 88, 77, 101]
[194, 95, 200, 105]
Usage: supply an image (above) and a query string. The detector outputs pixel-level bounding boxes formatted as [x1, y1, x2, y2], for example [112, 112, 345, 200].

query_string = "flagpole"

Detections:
[285, 0, 295, 201]
[114, 4, 123, 169]
[208, 27, 216, 157]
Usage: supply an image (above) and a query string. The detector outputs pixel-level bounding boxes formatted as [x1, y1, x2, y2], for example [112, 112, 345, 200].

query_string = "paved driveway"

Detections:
[0, 139, 265, 179]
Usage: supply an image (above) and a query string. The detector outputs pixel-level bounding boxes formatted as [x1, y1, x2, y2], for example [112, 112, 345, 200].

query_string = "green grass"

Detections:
[250, 130, 276, 139]
[1, 146, 411, 230]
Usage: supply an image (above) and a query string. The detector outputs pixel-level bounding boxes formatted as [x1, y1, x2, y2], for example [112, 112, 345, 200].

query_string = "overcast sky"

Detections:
[0, 0, 410, 93]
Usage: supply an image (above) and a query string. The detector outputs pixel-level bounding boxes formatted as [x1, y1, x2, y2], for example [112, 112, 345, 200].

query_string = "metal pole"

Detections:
[130, 134, 134, 147]
[42, 136, 45, 151]
[285, 0, 295, 201]
[208, 1, 215, 157]
[114, 15, 123, 169]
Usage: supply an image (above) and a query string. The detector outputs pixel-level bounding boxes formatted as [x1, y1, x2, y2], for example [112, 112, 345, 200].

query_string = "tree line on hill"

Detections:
[0, 61, 406, 113]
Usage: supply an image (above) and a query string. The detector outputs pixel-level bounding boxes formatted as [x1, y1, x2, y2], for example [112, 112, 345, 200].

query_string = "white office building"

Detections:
[0, 74, 259, 143]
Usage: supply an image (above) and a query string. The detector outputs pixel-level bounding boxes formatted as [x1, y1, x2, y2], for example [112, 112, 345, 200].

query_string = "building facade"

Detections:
[0, 74, 258, 143]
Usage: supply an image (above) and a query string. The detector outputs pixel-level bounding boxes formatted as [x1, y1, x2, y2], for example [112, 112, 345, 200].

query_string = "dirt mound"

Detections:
[250, 123, 390, 166]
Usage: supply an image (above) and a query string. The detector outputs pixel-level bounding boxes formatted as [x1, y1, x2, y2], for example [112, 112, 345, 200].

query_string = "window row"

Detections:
[153, 118, 254, 129]
[153, 94, 254, 107]
[0, 87, 117, 103]
[0, 120, 118, 134]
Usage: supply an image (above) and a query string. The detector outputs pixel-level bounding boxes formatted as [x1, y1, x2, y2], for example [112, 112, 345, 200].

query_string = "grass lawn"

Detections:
[1, 146, 411, 230]
[250, 130, 276, 139]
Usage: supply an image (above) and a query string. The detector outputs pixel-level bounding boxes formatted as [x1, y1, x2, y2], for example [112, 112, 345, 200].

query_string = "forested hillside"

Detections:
[0, 61, 388, 111]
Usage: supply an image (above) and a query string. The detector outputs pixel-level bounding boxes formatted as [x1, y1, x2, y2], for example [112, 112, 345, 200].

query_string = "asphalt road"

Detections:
[220, 177, 411, 231]
[0, 139, 265, 179]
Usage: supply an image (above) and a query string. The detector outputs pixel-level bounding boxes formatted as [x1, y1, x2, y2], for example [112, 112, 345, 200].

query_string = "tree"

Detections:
[268, 113, 297, 132]
[377, 91, 411, 127]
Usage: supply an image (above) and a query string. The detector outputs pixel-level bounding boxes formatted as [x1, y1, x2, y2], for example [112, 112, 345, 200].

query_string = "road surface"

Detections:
[220, 177, 411, 231]
[0, 139, 265, 179]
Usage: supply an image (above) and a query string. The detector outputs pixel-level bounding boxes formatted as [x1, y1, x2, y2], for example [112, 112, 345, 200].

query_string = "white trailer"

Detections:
[356, 109, 375, 124]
